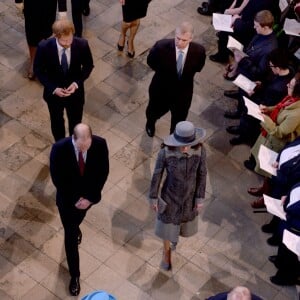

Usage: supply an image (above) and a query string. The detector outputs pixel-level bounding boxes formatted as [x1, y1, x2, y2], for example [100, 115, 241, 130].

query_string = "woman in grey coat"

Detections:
[149, 121, 207, 270]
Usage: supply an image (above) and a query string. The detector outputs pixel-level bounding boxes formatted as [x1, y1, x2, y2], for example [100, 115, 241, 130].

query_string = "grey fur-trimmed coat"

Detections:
[149, 145, 207, 225]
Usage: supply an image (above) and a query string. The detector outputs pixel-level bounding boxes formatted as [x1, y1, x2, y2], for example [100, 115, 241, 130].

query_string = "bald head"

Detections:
[227, 286, 251, 300]
[73, 123, 92, 152]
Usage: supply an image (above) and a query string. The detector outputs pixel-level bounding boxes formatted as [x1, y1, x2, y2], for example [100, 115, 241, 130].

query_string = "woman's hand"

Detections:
[194, 203, 203, 212]
[119, 0, 125, 5]
[152, 203, 158, 212]
[281, 195, 287, 205]
[259, 104, 268, 114]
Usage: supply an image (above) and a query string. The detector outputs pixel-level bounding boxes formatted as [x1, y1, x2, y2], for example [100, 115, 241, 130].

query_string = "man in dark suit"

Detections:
[59, 0, 91, 37]
[145, 22, 206, 136]
[50, 123, 109, 296]
[34, 19, 94, 141]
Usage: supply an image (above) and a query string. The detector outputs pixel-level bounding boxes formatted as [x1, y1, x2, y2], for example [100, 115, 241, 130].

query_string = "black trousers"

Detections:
[58, 204, 88, 278]
[146, 97, 191, 134]
[70, 0, 90, 37]
[46, 96, 84, 141]
[275, 242, 300, 280]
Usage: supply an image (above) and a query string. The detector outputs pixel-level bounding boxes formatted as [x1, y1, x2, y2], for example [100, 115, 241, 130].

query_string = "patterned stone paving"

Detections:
[0, 0, 299, 299]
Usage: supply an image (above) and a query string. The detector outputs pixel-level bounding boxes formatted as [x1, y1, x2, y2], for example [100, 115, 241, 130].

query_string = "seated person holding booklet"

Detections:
[226, 49, 295, 146]
[223, 10, 278, 120]
[243, 73, 300, 188]
[209, 0, 276, 63]
[251, 136, 300, 234]
[268, 182, 300, 286]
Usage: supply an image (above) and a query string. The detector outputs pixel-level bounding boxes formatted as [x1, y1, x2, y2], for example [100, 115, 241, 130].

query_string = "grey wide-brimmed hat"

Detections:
[164, 121, 206, 147]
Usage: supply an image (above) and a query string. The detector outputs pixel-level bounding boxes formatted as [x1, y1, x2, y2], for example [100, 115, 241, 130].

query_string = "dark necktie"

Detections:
[177, 50, 184, 78]
[78, 151, 85, 176]
[61, 48, 68, 74]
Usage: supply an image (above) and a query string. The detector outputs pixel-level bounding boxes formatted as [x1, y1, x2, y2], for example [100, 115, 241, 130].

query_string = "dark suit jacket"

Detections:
[34, 36, 94, 101]
[147, 39, 205, 112]
[50, 135, 109, 208]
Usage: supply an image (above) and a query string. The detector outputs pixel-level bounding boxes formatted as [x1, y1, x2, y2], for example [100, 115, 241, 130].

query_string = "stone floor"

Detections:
[0, 0, 298, 299]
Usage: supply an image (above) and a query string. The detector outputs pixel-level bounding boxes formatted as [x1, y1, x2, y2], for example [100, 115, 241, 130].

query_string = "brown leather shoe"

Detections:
[251, 196, 265, 208]
[247, 186, 264, 197]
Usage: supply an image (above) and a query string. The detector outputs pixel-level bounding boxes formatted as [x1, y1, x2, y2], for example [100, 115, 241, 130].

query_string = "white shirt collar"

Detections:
[176, 44, 189, 57]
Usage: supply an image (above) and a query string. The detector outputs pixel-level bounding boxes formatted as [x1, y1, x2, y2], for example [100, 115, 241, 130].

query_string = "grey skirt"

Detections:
[155, 217, 198, 243]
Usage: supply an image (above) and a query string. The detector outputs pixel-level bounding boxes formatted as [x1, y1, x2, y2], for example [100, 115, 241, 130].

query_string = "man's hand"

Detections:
[54, 88, 72, 98]
[231, 14, 241, 27]
[75, 197, 92, 210]
[281, 195, 287, 206]
[15, 2, 24, 10]
[65, 83, 77, 94]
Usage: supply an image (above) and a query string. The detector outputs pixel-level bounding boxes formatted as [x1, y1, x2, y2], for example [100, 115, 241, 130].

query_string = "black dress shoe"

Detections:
[145, 122, 155, 137]
[224, 110, 241, 119]
[230, 136, 247, 145]
[69, 277, 80, 296]
[226, 125, 240, 135]
[270, 275, 298, 286]
[209, 53, 228, 63]
[78, 229, 82, 245]
[224, 90, 240, 99]
[244, 159, 255, 171]
[261, 223, 276, 234]
[268, 255, 278, 264]
[267, 235, 281, 246]
[82, 5, 90, 16]
[197, 6, 212, 16]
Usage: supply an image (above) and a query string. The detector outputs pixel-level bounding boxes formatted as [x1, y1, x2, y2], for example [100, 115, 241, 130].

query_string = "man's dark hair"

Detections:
[268, 48, 290, 69]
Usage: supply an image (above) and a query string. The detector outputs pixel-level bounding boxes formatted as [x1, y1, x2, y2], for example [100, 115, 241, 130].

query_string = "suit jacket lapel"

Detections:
[50, 38, 60, 67]
[169, 41, 178, 75]
[182, 43, 193, 76]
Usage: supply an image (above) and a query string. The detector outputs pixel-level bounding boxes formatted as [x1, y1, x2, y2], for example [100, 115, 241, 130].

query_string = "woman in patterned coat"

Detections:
[149, 121, 207, 270]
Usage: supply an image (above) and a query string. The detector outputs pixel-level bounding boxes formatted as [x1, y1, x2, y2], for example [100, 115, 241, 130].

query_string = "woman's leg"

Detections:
[161, 240, 172, 270]
[28, 45, 37, 79]
[127, 19, 140, 56]
[118, 21, 130, 49]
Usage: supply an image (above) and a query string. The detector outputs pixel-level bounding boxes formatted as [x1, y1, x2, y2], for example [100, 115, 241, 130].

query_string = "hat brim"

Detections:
[163, 127, 206, 147]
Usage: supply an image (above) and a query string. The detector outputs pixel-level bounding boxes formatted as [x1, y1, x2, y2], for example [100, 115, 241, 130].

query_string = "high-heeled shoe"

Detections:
[117, 35, 125, 51]
[160, 249, 172, 271]
[127, 51, 135, 58]
[127, 41, 135, 58]
[117, 43, 124, 51]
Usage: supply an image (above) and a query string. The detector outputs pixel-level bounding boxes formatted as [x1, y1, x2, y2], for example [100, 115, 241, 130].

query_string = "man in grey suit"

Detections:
[145, 22, 206, 137]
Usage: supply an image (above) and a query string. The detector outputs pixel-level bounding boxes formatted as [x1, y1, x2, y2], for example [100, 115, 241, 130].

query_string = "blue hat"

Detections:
[81, 290, 116, 300]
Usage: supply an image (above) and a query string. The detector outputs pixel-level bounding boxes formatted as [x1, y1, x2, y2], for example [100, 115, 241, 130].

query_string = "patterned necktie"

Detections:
[177, 50, 184, 78]
[61, 48, 68, 74]
[78, 151, 85, 176]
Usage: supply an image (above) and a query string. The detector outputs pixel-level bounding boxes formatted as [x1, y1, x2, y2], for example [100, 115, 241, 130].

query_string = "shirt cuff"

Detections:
[58, 12, 67, 19]
[53, 88, 59, 95]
